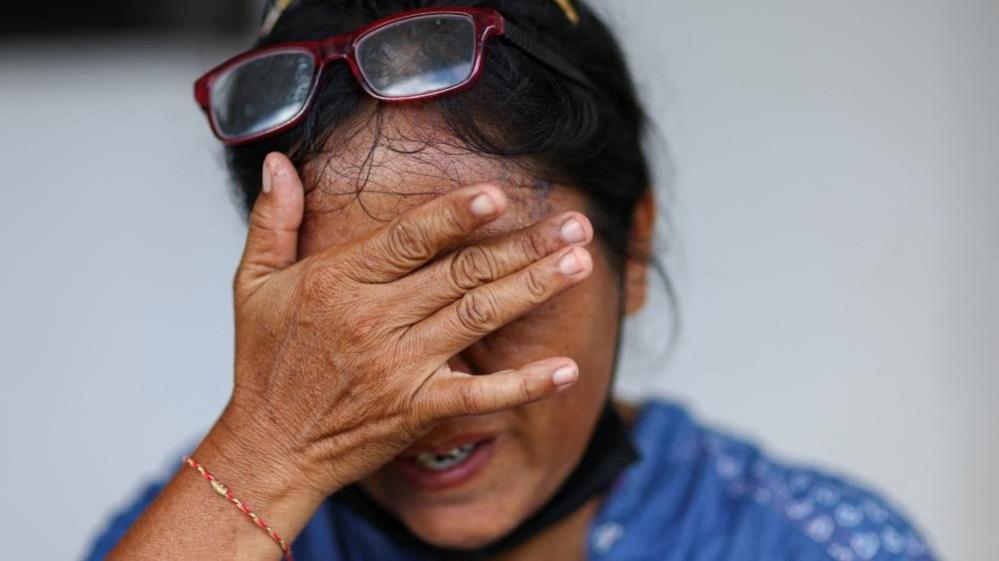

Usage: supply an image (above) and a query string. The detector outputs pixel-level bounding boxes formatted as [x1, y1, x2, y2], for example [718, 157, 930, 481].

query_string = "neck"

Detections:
[488, 496, 601, 561]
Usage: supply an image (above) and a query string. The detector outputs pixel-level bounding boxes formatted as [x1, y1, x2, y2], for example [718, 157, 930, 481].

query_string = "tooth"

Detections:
[415, 443, 476, 471]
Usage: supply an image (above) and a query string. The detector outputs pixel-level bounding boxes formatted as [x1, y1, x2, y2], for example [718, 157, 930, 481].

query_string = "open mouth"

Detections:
[415, 442, 478, 471]
[395, 436, 498, 491]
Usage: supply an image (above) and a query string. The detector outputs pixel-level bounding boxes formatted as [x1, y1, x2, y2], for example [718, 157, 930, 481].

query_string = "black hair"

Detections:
[225, 0, 677, 339]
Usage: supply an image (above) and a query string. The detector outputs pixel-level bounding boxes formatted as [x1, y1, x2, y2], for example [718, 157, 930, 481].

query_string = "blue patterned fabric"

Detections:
[83, 401, 937, 561]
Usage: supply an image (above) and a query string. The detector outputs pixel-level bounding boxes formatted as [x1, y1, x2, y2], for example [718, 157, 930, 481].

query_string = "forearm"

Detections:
[108, 404, 328, 561]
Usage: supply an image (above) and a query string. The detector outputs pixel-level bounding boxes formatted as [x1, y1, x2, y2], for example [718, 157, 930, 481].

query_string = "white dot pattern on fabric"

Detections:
[864, 498, 890, 524]
[716, 456, 744, 480]
[807, 515, 836, 543]
[704, 430, 934, 561]
[829, 542, 856, 561]
[882, 526, 906, 554]
[851, 532, 882, 560]
[836, 503, 864, 527]
[591, 521, 625, 554]
[814, 485, 842, 507]
[786, 498, 814, 520]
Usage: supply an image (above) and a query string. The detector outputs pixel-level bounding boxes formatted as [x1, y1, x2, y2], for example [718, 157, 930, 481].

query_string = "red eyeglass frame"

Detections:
[194, 7, 505, 145]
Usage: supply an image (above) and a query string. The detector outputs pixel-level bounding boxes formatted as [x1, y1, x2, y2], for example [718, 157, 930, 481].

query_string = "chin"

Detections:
[397, 499, 524, 550]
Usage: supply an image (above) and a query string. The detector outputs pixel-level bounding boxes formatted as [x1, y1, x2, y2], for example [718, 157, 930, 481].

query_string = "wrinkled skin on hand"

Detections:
[227, 152, 595, 501]
[224, 106, 655, 552]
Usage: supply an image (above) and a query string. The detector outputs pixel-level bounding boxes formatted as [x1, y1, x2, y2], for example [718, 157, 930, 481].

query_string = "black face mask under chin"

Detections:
[333, 401, 639, 560]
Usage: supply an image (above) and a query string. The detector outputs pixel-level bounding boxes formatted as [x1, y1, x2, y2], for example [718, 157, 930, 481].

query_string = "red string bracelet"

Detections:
[182, 456, 295, 561]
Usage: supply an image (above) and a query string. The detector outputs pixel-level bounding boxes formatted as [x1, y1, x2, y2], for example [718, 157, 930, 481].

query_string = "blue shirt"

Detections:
[84, 400, 937, 561]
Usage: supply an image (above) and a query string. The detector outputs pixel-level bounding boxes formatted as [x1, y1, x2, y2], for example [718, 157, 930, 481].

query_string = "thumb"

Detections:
[235, 152, 305, 293]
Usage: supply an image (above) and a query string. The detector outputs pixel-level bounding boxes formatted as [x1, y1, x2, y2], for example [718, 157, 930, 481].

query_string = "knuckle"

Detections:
[339, 252, 374, 283]
[456, 290, 499, 332]
[450, 246, 499, 290]
[459, 385, 482, 416]
[519, 375, 537, 403]
[438, 203, 467, 234]
[386, 218, 431, 263]
[402, 406, 430, 437]
[419, 385, 452, 421]
[519, 229, 551, 261]
[523, 268, 551, 302]
[248, 203, 272, 231]
[300, 263, 339, 304]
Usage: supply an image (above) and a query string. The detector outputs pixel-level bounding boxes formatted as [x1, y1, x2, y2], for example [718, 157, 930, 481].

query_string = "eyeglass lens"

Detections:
[355, 14, 476, 98]
[211, 50, 315, 139]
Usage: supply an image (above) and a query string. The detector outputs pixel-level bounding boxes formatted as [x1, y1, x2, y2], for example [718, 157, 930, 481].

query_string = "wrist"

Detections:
[189, 399, 329, 536]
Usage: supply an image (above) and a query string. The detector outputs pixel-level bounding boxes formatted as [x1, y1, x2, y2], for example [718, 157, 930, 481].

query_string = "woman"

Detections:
[86, 1, 936, 560]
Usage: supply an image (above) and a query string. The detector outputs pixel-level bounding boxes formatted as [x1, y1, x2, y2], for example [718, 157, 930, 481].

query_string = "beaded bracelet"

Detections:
[182, 456, 294, 561]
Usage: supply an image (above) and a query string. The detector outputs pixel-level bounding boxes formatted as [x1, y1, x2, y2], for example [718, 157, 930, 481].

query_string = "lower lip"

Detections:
[394, 438, 497, 492]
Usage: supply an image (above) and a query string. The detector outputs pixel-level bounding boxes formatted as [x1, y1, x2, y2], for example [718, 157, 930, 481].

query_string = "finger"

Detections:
[235, 153, 305, 293]
[422, 358, 579, 419]
[347, 184, 507, 283]
[413, 245, 594, 357]
[392, 211, 593, 317]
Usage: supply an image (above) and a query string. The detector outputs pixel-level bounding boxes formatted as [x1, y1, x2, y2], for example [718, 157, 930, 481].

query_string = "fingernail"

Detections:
[261, 159, 274, 194]
[552, 365, 579, 387]
[470, 192, 498, 217]
[560, 218, 586, 244]
[558, 249, 583, 275]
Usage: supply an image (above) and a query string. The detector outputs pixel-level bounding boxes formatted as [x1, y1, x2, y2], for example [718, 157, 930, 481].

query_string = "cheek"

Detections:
[474, 247, 622, 388]
[480, 252, 622, 474]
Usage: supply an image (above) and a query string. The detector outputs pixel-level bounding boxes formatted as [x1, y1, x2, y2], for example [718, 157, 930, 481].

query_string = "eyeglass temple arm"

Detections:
[501, 20, 600, 94]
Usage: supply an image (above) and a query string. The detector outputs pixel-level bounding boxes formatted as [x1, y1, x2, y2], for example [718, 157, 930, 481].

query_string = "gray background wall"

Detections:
[1, 1, 996, 560]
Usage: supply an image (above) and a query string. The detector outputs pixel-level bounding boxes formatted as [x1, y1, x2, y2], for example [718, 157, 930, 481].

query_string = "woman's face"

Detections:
[296, 112, 632, 549]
